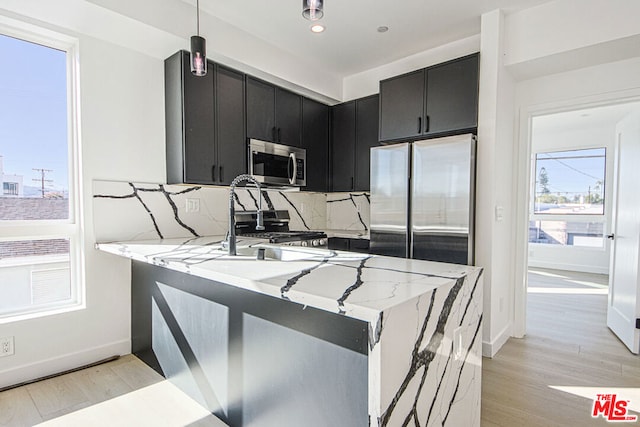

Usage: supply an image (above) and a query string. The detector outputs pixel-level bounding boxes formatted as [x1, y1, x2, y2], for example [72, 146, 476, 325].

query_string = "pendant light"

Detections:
[302, 0, 324, 21]
[190, 0, 207, 76]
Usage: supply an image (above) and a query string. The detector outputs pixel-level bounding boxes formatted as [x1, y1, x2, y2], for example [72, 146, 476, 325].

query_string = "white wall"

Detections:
[342, 36, 479, 101]
[0, 13, 166, 387]
[528, 124, 616, 274]
[503, 0, 640, 80]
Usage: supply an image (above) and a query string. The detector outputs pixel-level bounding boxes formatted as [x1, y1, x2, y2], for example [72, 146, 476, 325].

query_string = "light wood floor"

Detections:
[0, 355, 225, 427]
[482, 267, 640, 426]
[2, 268, 638, 426]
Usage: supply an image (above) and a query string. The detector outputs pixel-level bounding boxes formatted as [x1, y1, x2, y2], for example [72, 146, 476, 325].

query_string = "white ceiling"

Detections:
[187, 0, 553, 77]
[533, 102, 640, 136]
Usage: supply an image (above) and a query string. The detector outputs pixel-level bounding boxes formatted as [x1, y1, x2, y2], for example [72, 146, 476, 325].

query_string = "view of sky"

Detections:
[534, 148, 606, 198]
[0, 34, 69, 195]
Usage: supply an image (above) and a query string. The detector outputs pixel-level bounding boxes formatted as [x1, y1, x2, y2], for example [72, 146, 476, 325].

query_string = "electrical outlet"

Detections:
[453, 327, 463, 360]
[185, 198, 200, 213]
[0, 336, 14, 357]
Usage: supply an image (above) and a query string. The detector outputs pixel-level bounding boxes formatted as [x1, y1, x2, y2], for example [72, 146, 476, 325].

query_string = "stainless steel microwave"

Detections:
[248, 139, 306, 187]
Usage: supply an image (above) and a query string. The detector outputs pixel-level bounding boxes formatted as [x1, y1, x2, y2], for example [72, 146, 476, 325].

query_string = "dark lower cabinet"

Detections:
[328, 237, 370, 253]
[132, 261, 368, 427]
[165, 51, 245, 185]
[302, 98, 329, 192]
[330, 94, 379, 192]
[379, 53, 479, 143]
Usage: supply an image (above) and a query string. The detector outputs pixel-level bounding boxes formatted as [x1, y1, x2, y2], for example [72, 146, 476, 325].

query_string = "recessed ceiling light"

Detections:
[310, 24, 325, 33]
[377, 26, 389, 33]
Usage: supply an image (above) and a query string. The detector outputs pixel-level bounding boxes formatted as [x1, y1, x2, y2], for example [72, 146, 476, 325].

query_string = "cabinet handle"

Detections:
[277, 128, 281, 142]
[351, 176, 354, 191]
[272, 126, 276, 141]
[418, 117, 422, 134]
[211, 164, 216, 182]
[425, 115, 430, 132]
[220, 166, 224, 183]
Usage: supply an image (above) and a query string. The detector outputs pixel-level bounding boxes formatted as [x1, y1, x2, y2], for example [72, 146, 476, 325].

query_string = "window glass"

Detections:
[0, 28, 79, 321]
[533, 148, 606, 215]
[0, 34, 69, 220]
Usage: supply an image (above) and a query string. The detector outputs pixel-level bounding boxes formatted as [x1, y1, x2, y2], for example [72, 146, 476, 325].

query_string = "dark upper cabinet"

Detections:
[355, 95, 379, 191]
[302, 98, 329, 192]
[276, 88, 302, 146]
[215, 65, 246, 184]
[246, 76, 302, 146]
[331, 101, 356, 192]
[331, 94, 379, 192]
[425, 54, 479, 135]
[246, 77, 275, 143]
[379, 70, 424, 142]
[379, 53, 479, 142]
[165, 51, 245, 185]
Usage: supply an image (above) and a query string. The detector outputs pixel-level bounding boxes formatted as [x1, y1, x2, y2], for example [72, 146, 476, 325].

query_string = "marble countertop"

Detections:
[96, 235, 479, 324]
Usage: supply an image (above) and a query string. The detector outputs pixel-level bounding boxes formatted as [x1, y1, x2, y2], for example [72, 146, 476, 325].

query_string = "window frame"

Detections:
[0, 16, 84, 323]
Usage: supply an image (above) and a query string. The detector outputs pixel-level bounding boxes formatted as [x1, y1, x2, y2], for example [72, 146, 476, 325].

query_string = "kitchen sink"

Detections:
[219, 245, 330, 261]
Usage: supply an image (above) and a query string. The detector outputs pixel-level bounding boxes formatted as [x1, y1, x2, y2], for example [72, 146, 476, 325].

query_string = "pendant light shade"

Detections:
[190, 35, 207, 76]
[190, 0, 207, 76]
[302, 0, 324, 21]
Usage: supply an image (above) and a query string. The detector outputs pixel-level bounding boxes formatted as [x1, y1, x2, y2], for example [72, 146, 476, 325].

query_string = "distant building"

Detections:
[0, 155, 24, 197]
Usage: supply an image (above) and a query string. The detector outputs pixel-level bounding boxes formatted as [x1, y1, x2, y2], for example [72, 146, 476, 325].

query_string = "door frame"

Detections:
[512, 90, 640, 338]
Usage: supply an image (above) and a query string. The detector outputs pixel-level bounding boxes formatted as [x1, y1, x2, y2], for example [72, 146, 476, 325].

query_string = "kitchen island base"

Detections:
[132, 261, 369, 427]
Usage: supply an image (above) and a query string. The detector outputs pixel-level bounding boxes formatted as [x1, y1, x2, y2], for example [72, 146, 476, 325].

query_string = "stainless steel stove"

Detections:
[235, 210, 327, 247]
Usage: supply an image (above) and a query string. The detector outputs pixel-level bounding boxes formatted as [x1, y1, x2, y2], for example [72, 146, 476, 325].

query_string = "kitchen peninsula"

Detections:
[97, 235, 483, 427]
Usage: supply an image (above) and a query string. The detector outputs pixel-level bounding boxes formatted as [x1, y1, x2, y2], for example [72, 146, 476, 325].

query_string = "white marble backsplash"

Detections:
[326, 192, 370, 231]
[92, 180, 326, 243]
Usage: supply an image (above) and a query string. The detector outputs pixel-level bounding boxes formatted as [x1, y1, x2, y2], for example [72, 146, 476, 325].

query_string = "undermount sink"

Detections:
[219, 245, 330, 261]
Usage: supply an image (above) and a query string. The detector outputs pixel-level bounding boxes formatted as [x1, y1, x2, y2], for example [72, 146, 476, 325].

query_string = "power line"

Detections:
[539, 153, 603, 181]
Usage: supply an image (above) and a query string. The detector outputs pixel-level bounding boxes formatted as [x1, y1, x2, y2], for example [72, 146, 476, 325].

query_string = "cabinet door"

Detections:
[331, 101, 356, 192]
[354, 95, 379, 191]
[246, 76, 276, 142]
[215, 65, 246, 185]
[177, 52, 216, 184]
[425, 54, 479, 135]
[275, 88, 302, 147]
[379, 70, 425, 142]
[302, 98, 329, 192]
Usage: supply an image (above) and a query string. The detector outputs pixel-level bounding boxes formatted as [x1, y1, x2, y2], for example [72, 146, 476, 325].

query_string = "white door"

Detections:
[607, 111, 640, 354]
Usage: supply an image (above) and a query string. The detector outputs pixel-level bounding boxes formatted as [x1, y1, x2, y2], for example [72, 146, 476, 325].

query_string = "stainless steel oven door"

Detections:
[249, 139, 306, 186]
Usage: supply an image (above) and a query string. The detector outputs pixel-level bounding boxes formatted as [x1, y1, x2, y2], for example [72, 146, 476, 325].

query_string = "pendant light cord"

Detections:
[196, 0, 200, 36]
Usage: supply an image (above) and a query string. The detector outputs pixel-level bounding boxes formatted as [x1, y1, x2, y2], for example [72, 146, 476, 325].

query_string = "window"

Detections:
[533, 148, 606, 215]
[530, 148, 606, 248]
[0, 21, 82, 322]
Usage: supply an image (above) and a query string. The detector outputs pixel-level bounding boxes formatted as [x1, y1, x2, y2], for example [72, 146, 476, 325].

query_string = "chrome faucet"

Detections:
[227, 174, 264, 255]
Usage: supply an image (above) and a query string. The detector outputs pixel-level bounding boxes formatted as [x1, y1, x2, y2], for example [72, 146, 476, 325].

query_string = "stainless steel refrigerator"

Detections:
[369, 133, 476, 265]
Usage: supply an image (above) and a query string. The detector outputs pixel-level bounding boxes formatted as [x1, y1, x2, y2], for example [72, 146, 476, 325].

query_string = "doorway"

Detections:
[518, 100, 640, 352]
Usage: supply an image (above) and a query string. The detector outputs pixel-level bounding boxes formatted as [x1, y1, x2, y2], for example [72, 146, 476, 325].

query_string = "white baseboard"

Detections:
[482, 324, 511, 358]
[0, 339, 130, 389]
[527, 259, 608, 275]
